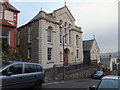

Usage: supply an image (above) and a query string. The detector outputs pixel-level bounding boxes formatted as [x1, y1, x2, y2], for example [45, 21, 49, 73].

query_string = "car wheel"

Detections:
[34, 80, 42, 90]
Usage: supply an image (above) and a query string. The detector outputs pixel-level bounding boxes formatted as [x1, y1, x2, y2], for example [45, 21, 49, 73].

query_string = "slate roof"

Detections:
[7, 3, 20, 12]
[29, 13, 39, 23]
[83, 39, 94, 51]
[28, 5, 75, 24]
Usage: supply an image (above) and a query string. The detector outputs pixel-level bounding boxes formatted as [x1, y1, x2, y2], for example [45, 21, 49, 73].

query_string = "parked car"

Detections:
[89, 75, 119, 90]
[91, 71, 104, 79]
[0, 60, 45, 90]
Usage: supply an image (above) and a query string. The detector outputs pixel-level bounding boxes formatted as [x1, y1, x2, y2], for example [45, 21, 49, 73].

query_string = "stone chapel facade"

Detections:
[17, 5, 83, 68]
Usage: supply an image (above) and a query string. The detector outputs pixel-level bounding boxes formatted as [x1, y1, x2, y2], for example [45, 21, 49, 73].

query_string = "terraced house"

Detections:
[17, 5, 83, 68]
[0, 0, 20, 48]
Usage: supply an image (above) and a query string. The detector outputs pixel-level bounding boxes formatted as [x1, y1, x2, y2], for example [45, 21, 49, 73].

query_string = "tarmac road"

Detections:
[42, 78, 100, 89]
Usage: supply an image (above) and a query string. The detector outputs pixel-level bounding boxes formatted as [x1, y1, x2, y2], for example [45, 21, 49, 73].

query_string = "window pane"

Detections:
[8, 64, 22, 74]
[0, 12, 2, 19]
[0, 5, 3, 19]
[47, 27, 52, 42]
[76, 35, 79, 46]
[69, 30, 71, 44]
[98, 80, 118, 89]
[1, 29, 9, 37]
[60, 27, 62, 43]
[65, 29, 67, 43]
[36, 65, 43, 72]
[2, 69, 8, 75]
[5, 10, 13, 21]
[28, 26, 32, 43]
[28, 48, 31, 59]
[0, 5, 2, 12]
[76, 50, 79, 58]
[25, 64, 36, 73]
[48, 48, 52, 60]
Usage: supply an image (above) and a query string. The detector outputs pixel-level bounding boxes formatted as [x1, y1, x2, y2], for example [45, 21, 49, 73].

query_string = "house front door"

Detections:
[64, 53, 68, 66]
[64, 48, 69, 66]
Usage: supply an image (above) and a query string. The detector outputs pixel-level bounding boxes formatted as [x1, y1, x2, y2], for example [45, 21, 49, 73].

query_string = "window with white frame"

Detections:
[28, 26, 32, 43]
[47, 26, 52, 42]
[0, 5, 3, 19]
[48, 48, 52, 60]
[28, 48, 31, 59]
[59, 27, 62, 43]
[5, 10, 14, 21]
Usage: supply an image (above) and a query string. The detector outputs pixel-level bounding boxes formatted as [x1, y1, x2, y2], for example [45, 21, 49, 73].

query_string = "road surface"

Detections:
[42, 78, 100, 89]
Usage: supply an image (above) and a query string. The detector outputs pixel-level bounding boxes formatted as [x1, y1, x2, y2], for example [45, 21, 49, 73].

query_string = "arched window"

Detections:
[60, 52, 62, 62]
[47, 26, 52, 42]
[76, 35, 79, 47]
[64, 22, 67, 27]
[60, 20, 63, 24]
[76, 49, 79, 59]
[68, 24, 71, 28]
[65, 28, 67, 44]
[59, 27, 62, 43]
[69, 30, 71, 44]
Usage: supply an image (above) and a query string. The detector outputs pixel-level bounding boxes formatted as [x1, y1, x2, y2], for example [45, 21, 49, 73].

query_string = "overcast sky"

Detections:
[10, 0, 118, 53]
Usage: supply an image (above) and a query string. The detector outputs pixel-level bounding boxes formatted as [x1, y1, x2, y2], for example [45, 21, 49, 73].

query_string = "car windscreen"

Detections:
[0, 61, 11, 69]
[96, 71, 103, 74]
[98, 79, 118, 89]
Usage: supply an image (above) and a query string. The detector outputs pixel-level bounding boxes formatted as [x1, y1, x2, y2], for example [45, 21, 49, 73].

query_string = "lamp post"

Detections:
[63, 33, 68, 80]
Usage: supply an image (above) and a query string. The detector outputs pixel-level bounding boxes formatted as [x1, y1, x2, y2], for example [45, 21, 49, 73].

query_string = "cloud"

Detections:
[68, 1, 118, 53]
[10, 0, 118, 53]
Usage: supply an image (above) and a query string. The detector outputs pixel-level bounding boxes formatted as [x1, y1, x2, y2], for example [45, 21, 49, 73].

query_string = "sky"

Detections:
[9, 0, 118, 53]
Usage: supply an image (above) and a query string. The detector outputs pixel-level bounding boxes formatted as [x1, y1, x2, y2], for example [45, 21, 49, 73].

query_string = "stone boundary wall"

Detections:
[45, 64, 99, 82]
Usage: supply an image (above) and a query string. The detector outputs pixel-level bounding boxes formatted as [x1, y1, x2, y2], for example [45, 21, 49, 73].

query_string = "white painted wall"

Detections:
[38, 6, 83, 68]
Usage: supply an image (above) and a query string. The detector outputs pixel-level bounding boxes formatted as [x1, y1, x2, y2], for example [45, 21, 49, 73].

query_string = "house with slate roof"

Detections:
[17, 5, 83, 68]
[83, 38, 100, 65]
[0, 0, 20, 48]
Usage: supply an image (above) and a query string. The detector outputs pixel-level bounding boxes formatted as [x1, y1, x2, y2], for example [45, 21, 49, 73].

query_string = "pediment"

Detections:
[54, 5, 75, 22]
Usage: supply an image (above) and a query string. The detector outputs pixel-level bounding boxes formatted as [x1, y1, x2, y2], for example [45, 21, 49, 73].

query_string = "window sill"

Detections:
[76, 59, 80, 61]
[76, 46, 79, 48]
[27, 42, 31, 44]
[60, 61, 63, 63]
[47, 61, 54, 64]
[48, 42, 53, 45]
